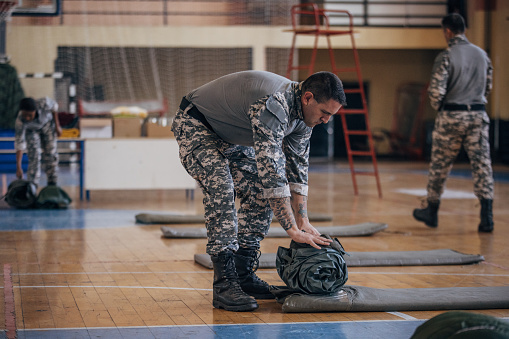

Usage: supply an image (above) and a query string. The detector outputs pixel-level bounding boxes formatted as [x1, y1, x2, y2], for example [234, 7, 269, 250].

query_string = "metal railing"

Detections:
[10, 0, 447, 27]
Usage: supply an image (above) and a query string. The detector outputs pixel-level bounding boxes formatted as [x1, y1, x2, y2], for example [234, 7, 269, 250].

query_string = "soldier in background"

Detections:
[15, 97, 62, 186]
[413, 13, 494, 232]
[172, 70, 346, 312]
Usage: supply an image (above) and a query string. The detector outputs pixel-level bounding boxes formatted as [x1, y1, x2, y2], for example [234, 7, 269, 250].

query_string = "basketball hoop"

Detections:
[0, 1, 16, 23]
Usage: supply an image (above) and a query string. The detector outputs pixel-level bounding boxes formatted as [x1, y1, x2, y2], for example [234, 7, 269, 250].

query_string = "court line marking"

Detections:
[12, 285, 213, 291]
[4, 271, 509, 277]
[18, 319, 425, 332]
[3, 264, 16, 339]
[2, 281, 508, 293]
[387, 312, 417, 320]
[15, 317, 509, 332]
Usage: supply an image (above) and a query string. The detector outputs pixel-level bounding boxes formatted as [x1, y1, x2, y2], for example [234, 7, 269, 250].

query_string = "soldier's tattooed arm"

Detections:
[269, 197, 296, 231]
[270, 196, 329, 248]
[290, 193, 308, 220]
[290, 192, 320, 236]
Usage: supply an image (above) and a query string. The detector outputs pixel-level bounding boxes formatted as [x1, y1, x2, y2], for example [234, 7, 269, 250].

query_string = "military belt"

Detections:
[443, 104, 485, 111]
[179, 97, 215, 132]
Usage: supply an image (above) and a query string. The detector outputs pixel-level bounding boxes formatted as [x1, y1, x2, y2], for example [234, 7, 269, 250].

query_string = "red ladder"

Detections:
[286, 3, 382, 197]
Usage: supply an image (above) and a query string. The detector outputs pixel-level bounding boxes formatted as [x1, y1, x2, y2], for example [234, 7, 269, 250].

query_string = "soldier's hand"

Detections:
[286, 226, 332, 249]
[16, 168, 23, 179]
[298, 220, 321, 236]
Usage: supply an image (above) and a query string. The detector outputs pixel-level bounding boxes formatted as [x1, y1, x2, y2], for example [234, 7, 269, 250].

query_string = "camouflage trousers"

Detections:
[25, 121, 58, 186]
[427, 110, 494, 202]
[172, 104, 273, 256]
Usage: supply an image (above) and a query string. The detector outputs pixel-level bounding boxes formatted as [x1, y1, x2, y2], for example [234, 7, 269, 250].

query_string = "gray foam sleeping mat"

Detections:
[279, 285, 509, 313]
[194, 249, 484, 269]
[136, 211, 333, 224]
[161, 222, 387, 238]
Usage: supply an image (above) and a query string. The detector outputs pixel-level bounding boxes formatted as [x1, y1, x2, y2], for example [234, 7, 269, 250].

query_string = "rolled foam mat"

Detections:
[280, 285, 509, 312]
[161, 222, 387, 238]
[193, 249, 484, 269]
[137, 211, 333, 224]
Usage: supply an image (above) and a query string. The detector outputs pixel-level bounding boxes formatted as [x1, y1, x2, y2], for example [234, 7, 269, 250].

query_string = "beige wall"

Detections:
[6, 25, 444, 104]
[4, 3, 507, 154]
[306, 48, 439, 130]
[487, 2, 509, 120]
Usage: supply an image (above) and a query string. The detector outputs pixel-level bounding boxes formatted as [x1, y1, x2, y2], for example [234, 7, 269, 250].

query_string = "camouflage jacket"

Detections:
[249, 83, 312, 199]
[14, 97, 58, 151]
[428, 35, 493, 111]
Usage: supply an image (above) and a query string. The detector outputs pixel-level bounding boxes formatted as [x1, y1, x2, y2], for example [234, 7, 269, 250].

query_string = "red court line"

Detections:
[3, 264, 17, 339]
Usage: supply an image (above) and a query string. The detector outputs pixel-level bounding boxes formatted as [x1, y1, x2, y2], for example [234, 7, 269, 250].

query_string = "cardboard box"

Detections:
[146, 121, 174, 138]
[113, 117, 142, 138]
[80, 118, 112, 138]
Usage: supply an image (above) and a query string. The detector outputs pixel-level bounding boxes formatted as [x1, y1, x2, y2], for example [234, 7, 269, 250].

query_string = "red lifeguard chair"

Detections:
[286, 3, 382, 197]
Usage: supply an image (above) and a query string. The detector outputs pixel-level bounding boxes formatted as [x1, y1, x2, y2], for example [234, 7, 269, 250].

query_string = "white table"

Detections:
[84, 138, 195, 200]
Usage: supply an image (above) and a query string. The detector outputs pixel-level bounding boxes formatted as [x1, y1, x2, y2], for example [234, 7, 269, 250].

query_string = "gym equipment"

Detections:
[137, 211, 333, 224]
[278, 285, 509, 313]
[194, 249, 484, 269]
[161, 222, 387, 238]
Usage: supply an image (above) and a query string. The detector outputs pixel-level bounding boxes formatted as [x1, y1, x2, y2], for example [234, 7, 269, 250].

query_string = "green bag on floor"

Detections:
[411, 311, 509, 339]
[35, 185, 72, 209]
[2, 179, 37, 209]
[275, 234, 349, 297]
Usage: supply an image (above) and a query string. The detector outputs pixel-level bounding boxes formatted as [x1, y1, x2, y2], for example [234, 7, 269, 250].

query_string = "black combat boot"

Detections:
[478, 199, 494, 233]
[413, 200, 440, 227]
[211, 251, 259, 311]
[234, 248, 274, 299]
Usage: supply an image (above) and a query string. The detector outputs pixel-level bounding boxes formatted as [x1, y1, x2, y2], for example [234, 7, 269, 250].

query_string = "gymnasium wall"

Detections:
[4, 0, 508, 157]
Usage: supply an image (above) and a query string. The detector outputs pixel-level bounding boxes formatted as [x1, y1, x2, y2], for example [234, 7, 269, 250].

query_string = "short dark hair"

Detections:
[19, 97, 37, 112]
[302, 71, 347, 106]
[442, 13, 465, 34]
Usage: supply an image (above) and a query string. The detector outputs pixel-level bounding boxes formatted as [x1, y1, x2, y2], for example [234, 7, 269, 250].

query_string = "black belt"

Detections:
[179, 97, 215, 132]
[443, 104, 485, 111]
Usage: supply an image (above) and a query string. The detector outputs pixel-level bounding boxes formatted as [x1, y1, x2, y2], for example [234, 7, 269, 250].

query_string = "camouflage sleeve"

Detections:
[283, 123, 312, 196]
[14, 114, 26, 151]
[428, 50, 450, 111]
[40, 97, 59, 114]
[249, 95, 291, 199]
[485, 57, 493, 98]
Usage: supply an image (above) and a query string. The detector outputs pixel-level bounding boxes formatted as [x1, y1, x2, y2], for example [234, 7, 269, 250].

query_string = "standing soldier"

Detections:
[413, 13, 494, 232]
[172, 70, 346, 311]
[15, 97, 62, 186]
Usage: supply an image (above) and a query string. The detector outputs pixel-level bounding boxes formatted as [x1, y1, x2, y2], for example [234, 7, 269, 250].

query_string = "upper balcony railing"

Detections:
[10, 0, 448, 27]
[324, 0, 448, 27]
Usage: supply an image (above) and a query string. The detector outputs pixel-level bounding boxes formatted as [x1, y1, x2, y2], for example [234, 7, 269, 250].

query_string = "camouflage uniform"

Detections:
[14, 97, 59, 186]
[172, 72, 312, 256]
[426, 35, 494, 202]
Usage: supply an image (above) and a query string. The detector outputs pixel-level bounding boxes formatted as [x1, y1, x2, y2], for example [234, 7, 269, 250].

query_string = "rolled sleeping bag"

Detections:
[3, 179, 37, 209]
[35, 185, 72, 209]
[276, 235, 349, 296]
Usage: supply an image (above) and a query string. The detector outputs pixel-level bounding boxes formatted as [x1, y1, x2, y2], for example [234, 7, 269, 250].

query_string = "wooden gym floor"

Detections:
[1, 160, 508, 338]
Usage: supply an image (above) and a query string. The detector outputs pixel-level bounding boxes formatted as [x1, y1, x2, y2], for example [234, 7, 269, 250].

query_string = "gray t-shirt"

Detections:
[187, 70, 294, 146]
[428, 35, 492, 110]
[185, 70, 312, 198]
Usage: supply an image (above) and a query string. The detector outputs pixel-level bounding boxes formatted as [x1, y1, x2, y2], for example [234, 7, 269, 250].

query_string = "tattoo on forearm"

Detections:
[297, 202, 308, 219]
[270, 197, 296, 231]
[292, 195, 307, 219]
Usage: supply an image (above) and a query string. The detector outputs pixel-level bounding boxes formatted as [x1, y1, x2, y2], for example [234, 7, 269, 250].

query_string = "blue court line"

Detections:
[0, 208, 160, 231]
[6, 320, 429, 339]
